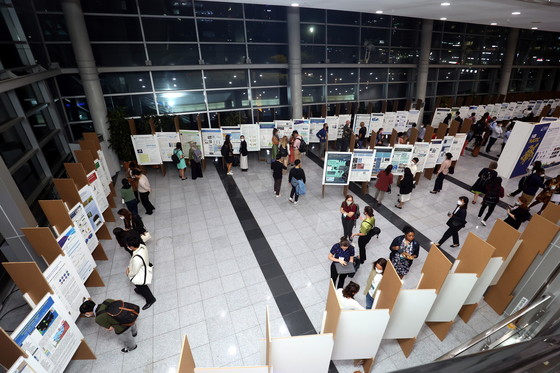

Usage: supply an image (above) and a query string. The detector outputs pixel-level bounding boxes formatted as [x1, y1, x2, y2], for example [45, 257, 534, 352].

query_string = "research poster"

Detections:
[155, 132, 180, 162]
[240, 124, 260, 151]
[424, 140, 443, 169]
[43, 255, 90, 320]
[221, 126, 242, 155]
[370, 113, 384, 133]
[394, 111, 409, 133]
[437, 136, 455, 164]
[93, 159, 110, 197]
[7, 355, 48, 373]
[309, 118, 325, 143]
[431, 108, 451, 128]
[531, 121, 560, 169]
[179, 129, 204, 159]
[293, 120, 310, 144]
[458, 106, 470, 119]
[407, 110, 421, 125]
[274, 120, 293, 139]
[201, 128, 223, 156]
[131, 134, 162, 165]
[326, 116, 339, 142]
[259, 122, 275, 149]
[96, 150, 112, 186]
[78, 185, 104, 233]
[371, 147, 394, 176]
[353, 114, 371, 133]
[349, 149, 375, 182]
[338, 115, 351, 139]
[86, 171, 108, 212]
[412, 142, 430, 172]
[56, 226, 96, 283]
[383, 112, 396, 134]
[68, 203, 98, 253]
[11, 294, 83, 373]
[322, 152, 353, 185]
[391, 145, 414, 175]
[449, 133, 467, 161]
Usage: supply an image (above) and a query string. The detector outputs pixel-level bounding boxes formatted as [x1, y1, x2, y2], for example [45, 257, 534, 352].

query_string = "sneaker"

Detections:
[288, 197, 293, 202]
[132, 331, 138, 337]
[293, 201, 298, 205]
[276, 194, 280, 198]
[481, 220, 487, 226]
[121, 345, 137, 353]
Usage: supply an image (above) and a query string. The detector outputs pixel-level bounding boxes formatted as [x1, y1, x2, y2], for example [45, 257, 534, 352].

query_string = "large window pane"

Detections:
[361, 14, 390, 27]
[439, 69, 458, 80]
[204, 70, 248, 88]
[300, 24, 325, 44]
[392, 30, 419, 48]
[38, 14, 69, 41]
[327, 85, 356, 102]
[41, 135, 65, 171]
[148, 44, 199, 65]
[197, 19, 244, 42]
[301, 46, 325, 63]
[442, 34, 463, 48]
[0, 123, 32, 168]
[56, 75, 84, 96]
[248, 45, 288, 64]
[252, 87, 288, 107]
[105, 94, 156, 116]
[459, 68, 478, 80]
[28, 109, 55, 138]
[152, 71, 203, 90]
[300, 8, 325, 23]
[64, 98, 90, 122]
[327, 47, 359, 63]
[389, 49, 418, 64]
[244, 4, 286, 20]
[0, 94, 17, 123]
[437, 82, 455, 95]
[392, 16, 421, 30]
[156, 91, 205, 113]
[360, 69, 387, 83]
[92, 44, 145, 66]
[246, 21, 287, 43]
[362, 28, 390, 46]
[85, 16, 142, 41]
[207, 89, 249, 110]
[444, 21, 466, 33]
[327, 69, 358, 84]
[302, 69, 326, 84]
[388, 69, 412, 82]
[457, 81, 474, 95]
[138, 0, 193, 16]
[15, 84, 43, 111]
[359, 84, 384, 101]
[439, 49, 461, 65]
[250, 69, 288, 86]
[201, 44, 246, 64]
[387, 83, 409, 98]
[302, 86, 324, 103]
[13, 155, 45, 200]
[194, 1, 243, 18]
[142, 18, 196, 42]
[362, 47, 389, 64]
[327, 26, 359, 45]
[100, 72, 152, 94]
[82, 0, 137, 13]
[327, 10, 359, 25]
[46, 44, 76, 67]
[69, 122, 95, 140]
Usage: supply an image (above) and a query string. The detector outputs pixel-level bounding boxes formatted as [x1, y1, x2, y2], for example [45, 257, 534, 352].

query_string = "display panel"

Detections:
[349, 149, 375, 182]
[390, 145, 414, 175]
[200, 128, 224, 157]
[131, 134, 162, 165]
[221, 126, 242, 155]
[77, 185, 104, 233]
[155, 132, 181, 162]
[56, 226, 96, 283]
[371, 147, 394, 176]
[259, 122, 275, 149]
[179, 130, 204, 159]
[68, 203, 98, 253]
[240, 124, 260, 151]
[322, 152, 353, 185]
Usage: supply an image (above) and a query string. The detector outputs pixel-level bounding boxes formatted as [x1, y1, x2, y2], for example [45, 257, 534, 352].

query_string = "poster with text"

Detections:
[86, 171, 108, 212]
[450, 133, 467, 161]
[391, 145, 414, 175]
[92, 159, 111, 197]
[179, 130, 204, 159]
[383, 112, 396, 134]
[131, 134, 162, 165]
[221, 126, 242, 155]
[437, 136, 455, 164]
[293, 120, 310, 144]
[326, 116, 339, 142]
[458, 106, 470, 119]
[96, 150, 112, 186]
[201, 128, 223, 156]
[370, 113, 385, 134]
[274, 120, 293, 140]
[43, 255, 90, 320]
[531, 121, 560, 169]
[68, 203, 98, 253]
[309, 118, 326, 143]
[240, 124, 260, 151]
[56, 226, 95, 283]
[155, 132, 180, 162]
[322, 152, 353, 185]
[7, 355, 48, 373]
[394, 111, 409, 133]
[407, 110, 421, 125]
[371, 147, 394, 176]
[78, 185, 104, 232]
[424, 140, 443, 169]
[353, 114, 371, 133]
[431, 108, 451, 128]
[412, 142, 430, 172]
[259, 123, 275, 149]
[350, 149, 375, 182]
[11, 294, 83, 373]
[337, 115, 351, 139]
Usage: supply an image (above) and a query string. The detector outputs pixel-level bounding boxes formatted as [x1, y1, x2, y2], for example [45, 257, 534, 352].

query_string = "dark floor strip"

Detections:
[305, 151, 456, 264]
[464, 148, 500, 162]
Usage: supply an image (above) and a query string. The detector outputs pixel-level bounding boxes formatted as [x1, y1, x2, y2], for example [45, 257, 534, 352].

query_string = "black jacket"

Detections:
[289, 167, 306, 184]
[523, 173, 545, 196]
[446, 207, 467, 229]
[399, 175, 415, 195]
[239, 141, 248, 156]
[271, 160, 286, 179]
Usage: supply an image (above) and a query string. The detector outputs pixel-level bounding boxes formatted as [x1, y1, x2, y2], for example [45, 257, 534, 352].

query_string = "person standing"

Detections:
[239, 135, 249, 172]
[126, 236, 156, 310]
[374, 165, 394, 206]
[288, 133, 296, 165]
[478, 177, 505, 226]
[288, 159, 306, 205]
[363, 258, 387, 309]
[443, 113, 452, 125]
[271, 154, 286, 197]
[470, 161, 498, 204]
[113, 227, 141, 256]
[406, 123, 417, 141]
[376, 128, 385, 146]
[409, 157, 419, 183]
[454, 112, 463, 125]
[79, 298, 139, 353]
[417, 124, 426, 142]
[341, 120, 352, 151]
[504, 196, 531, 229]
[316, 123, 328, 158]
[430, 152, 453, 194]
[485, 121, 503, 153]
[395, 167, 414, 209]
[340, 194, 357, 241]
[358, 121, 367, 148]
[389, 226, 420, 279]
[292, 130, 303, 163]
[522, 168, 545, 204]
[351, 205, 376, 264]
[499, 123, 512, 156]
[222, 135, 234, 175]
[271, 128, 280, 161]
[328, 237, 355, 289]
[336, 282, 364, 310]
[132, 169, 154, 215]
[120, 179, 138, 216]
[435, 196, 469, 248]
[173, 142, 187, 180]
[279, 136, 290, 171]
[127, 161, 141, 202]
[188, 142, 203, 179]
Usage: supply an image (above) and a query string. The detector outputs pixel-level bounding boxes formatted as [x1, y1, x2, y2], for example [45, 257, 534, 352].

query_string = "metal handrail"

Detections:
[435, 294, 552, 361]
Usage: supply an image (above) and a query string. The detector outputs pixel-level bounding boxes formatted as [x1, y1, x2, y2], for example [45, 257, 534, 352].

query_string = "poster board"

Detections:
[412, 142, 430, 172]
[274, 120, 293, 140]
[179, 130, 204, 159]
[92, 159, 110, 197]
[390, 144, 414, 175]
[269, 334, 333, 373]
[200, 128, 223, 157]
[221, 126, 242, 155]
[56, 226, 96, 283]
[353, 114, 371, 133]
[309, 118, 325, 143]
[337, 115, 351, 139]
[372, 147, 394, 176]
[407, 110, 421, 125]
[326, 116, 339, 142]
[431, 108, 451, 128]
[424, 140, 443, 169]
[131, 134, 162, 165]
[7, 355, 48, 373]
[449, 133, 467, 161]
[293, 120, 311, 144]
[436, 136, 454, 164]
[509, 122, 550, 177]
[349, 149, 375, 182]
[394, 111, 409, 133]
[240, 124, 260, 151]
[85, 171, 108, 212]
[531, 120, 560, 169]
[383, 112, 396, 134]
[68, 203, 98, 254]
[11, 294, 84, 373]
[322, 152, 353, 186]
[155, 132, 181, 162]
[370, 113, 384, 133]
[259, 123, 275, 149]
[96, 150, 112, 187]
[77, 185, 104, 233]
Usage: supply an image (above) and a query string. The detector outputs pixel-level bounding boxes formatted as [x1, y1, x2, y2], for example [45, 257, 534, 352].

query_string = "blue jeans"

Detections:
[366, 293, 374, 309]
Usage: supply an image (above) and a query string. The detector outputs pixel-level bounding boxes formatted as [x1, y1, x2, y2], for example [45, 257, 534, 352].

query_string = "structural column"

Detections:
[287, 7, 303, 119]
[60, 0, 119, 174]
[415, 19, 433, 105]
[498, 28, 520, 96]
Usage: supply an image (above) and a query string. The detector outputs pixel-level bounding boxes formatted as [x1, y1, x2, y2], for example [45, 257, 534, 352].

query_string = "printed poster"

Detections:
[155, 132, 180, 162]
[394, 111, 409, 133]
[7, 355, 48, 373]
[436, 136, 454, 164]
[309, 118, 325, 143]
[221, 126, 242, 155]
[78, 185, 104, 232]
[391, 145, 414, 175]
[326, 116, 339, 142]
[431, 108, 452, 128]
[350, 149, 375, 182]
[56, 226, 96, 283]
[370, 113, 384, 134]
[407, 110, 421, 125]
[383, 112, 396, 134]
[293, 120, 310, 144]
[86, 171, 108, 212]
[93, 159, 110, 197]
[274, 120, 293, 140]
[449, 133, 467, 161]
[96, 150, 112, 186]
[530, 121, 560, 170]
[371, 147, 394, 176]
[337, 115, 351, 139]
[240, 124, 260, 151]
[68, 203, 98, 253]
[353, 114, 371, 133]
[179, 129, 204, 159]
[131, 134, 162, 165]
[322, 152, 353, 185]
[424, 140, 443, 169]
[412, 142, 430, 172]
[259, 122, 275, 149]
[201, 128, 223, 156]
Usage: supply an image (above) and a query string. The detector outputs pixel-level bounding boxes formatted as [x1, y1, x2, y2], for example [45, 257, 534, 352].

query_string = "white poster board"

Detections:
[43, 255, 90, 320]
[221, 126, 242, 155]
[309, 118, 325, 143]
[458, 106, 470, 119]
[259, 123, 275, 149]
[11, 294, 83, 373]
[92, 159, 110, 197]
[274, 120, 293, 140]
[56, 226, 96, 283]
[350, 149, 375, 182]
[326, 116, 339, 142]
[240, 124, 260, 151]
[179, 130, 204, 159]
[426, 273, 478, 322]
[131, 134, 162, 165]
[293, 120, 310, 144]
[391, 145, 414, 175]
[431, 108, 451, 128]
[270, 334, 333, 373]
[201, 128, 223, 157]
[96, 150, 112, 187]
[77, 185, 104, 233]
[7, 355, 48, 373]
[86, 171, 108, 212]
[394, 111, 409, 133]
[449, 133, 467, 161]
[436, 136, 455, 164]
[412, 142, 430, 172]
[155, 132, 181, 162]
[383, 112, 396, 134]
[372, 147, 394, 176]
[383, 289, 437, 339]
[337, 115, 351, 139]
[424, 140, 443, 169]
[407, 109, 421, 125]
[353, 114, 371, 133]
[370, 113, 385, 133]
[68, 203, 98, 253]
[322, 152, 353, 186]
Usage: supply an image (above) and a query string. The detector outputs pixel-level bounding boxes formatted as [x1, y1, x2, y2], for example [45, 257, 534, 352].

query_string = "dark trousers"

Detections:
[510, 188, 522, 196]
[478, 204, 495, 221]
[134, 284, 156, 304]
[330, 262, 348, 289]
[125, 200, 139, 216]
[358, 236, 370, 264]
[139, 192, 155, 214]
[486, 137, 498, 152]
[341, 216, 354, 240]
[191, 161, 203, 179]
[290, 186, 299, 201]
[433, 173, 446, 192]
[439, 226, 461, 245]
[273, 178, 282, 195]
[133, 190, 139, 202]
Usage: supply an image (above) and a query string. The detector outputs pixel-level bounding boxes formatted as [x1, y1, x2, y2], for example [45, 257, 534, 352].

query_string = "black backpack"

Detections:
[221, 143, 229, 157]
[298, 137, 308, 153]
[364, 220, 381, 238]
[171, 150, 180, 164]
[99, 300, 140, 326]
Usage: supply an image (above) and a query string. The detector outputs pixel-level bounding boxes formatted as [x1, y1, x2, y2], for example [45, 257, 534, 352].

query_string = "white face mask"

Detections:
[119, 216, 125, 220]
[346, 200, 352, 205]
[375, 268, 383, 274]
[515, 201, 521, 206]
[457, 200, 463, 206]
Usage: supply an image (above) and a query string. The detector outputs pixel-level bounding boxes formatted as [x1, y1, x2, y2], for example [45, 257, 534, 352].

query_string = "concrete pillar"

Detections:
[415, 19, 433, 104]
[498, 28, 520, 96]
[60, 0, 119, 174]
[287, 7, 302, 119]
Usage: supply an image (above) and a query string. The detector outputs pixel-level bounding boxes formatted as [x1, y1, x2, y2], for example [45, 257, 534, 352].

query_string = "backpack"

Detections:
[171, 150, 180, 164]
[279, 145, 288, 157]
[221, 144, 228, 157]
[193, 148, 202, 163]
[364, 220, 381, 238]
[297, 137, 307, 153]
[479, 169, 494, 185]
[353, 204, 361, 220]
[99, 300, 140, 326]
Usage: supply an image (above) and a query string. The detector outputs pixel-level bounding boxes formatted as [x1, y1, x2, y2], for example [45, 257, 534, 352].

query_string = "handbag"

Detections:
[130, 250, 153, 285]
[140, 231, 151, 242]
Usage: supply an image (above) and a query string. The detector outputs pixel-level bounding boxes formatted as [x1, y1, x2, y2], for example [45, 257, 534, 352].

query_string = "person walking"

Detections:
[132, 169, 154, 215]
[271, 154, 286, 197]
[351, 205, 376, 264]
[435, 196, 469, 248]
[478, 177, 504, 226]
[374, 165, 394, 206]
[363, 258, 387, 309]
[288, 159, 306, 205]
[328, 237, 355, 289]
[504, 196, 531, 229]
[470, 161, 498, 204]
[188, 142, 203, 179]
[271, 128, 280, 161]
[120, 179, 138, 216]
[529, 174, 560, 215]
[522, 168, 545, 204]
[279, 136, 290, 172]
[173, 142, 187, 180]
[117, 208, 146, 237]
[485, 121, 503, 153]
[126, 236, 156, 310]
[430, 152, 453, 194]
[389, 226, 420, 278]
[221, 135, 234, 175]
[239, 135, 249, 172]
[79, 298, 140, 353]
[340, 194, 358, 241]
[316, 123, 328, 158]
[508, 161, 542, 197]
[336, 282, 364, 310]
[395, 167, 414, 209]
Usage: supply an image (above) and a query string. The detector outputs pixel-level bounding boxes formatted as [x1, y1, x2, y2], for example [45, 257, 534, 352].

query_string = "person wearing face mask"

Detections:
[435, 196, 469, 248]
[504, 196, 531, 229]
[239, 135, 249, 172]
[340, 194, 358, 241]
[364, 258, 387, 309]
[389, 226, 420, 278]
[529, 175, 560, 215]
[351, 205, 376, 264]
[117, 208, 146, 237]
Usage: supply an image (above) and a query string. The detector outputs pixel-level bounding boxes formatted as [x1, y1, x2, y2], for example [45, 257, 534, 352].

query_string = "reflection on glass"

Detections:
[302, 86, 324, 104]
[100, 72, 152, 93]
[41, 135, 65, 170]
[360, 69, 388, 83]
[206, 89, 250, 110]
[201, 44, 246, 64]
[388, 69, 411, 82]
[438, 69, 457, 80]
[47, 44, 77, 68]
[82, 0, 137, 13]
[246, 21, 287, 43]
[362, 28, 389, 46]
[156, 91, 206, 113]
[0, 123, 32, 168]
[13, 155, 45, 200]
[327, 69, 358, 84]
[251, 87, 288, 107]
[56, 74, 84, 96]
[362, 47, 388, 64]
[138, 0, 194, 16]
[327, 26, 359, 45]
[327, 10, 359, 25]
[250, 69, 288, 86]
[152, 71, 203, 90]
[301, 46, 325, 63]
[359, 84, 384, 101]
[70, 122, 95, 141]
[437, 82, 454, 96]
[327, 47, 359, 63]
[300, 8, 325, 23]
[204, 70, 248, 89]
[302, 69, 326, 84]
[85, 16, 142, 41]
[389, 49, 418, 64]
[300, 24, 325, 44]
[105, 94, 157, 116]
[194, 1, 243, 18]
[142, 18, 197, 42]
[148, 44, 199, 66]
[15, 84, 42, 111]
[392, 16, 421, 30]
[28, 109, 54, 139]
[457, 81, 474, 95]
[248, 45, 288, 64]
[387, 83, 409, 98]
[244, 4, 286, 20]
[361, 14, 391, 27]
[38, 14, 69, 41]
[64, 98, 90, 122]
[392, 30, 419, 48]
[327, 85, 356, 102]
[91, 44, 145, 66]
[197, 19, 245, 42]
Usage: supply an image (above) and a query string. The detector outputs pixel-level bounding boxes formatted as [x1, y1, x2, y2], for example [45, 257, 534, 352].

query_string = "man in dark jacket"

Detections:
[522, 169, 545, 204]
[271, 154, 287, 197]
[288, 159, 306, 204]
[316, 123, 328, 158]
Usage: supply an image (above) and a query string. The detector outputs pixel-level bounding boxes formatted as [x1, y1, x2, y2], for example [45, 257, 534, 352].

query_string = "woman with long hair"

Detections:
[340, 194, 357, 241]
[374, 165, 394, 206]
[351, 205, 376, 264]
[271, 128, 280, 161]
[120, 178, 138, 216]
[188, 142, 203, 179]
[504, 196, 531, 229]
[435, 196, 469, 248]
[117, 208, 146, 236]
[395, 167, 414, 209]
[173, 142, 187, 180]
[431, 152, 453, 194]
[279, 136, 290, 173]
[222, 134, 234, 175]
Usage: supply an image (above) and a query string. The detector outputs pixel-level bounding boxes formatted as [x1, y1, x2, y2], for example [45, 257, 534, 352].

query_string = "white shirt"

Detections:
[409, 162, 418, 176]
[336, 288, 365, 310]
[137, 174, 151, 193]
[368, 273, 383, 297]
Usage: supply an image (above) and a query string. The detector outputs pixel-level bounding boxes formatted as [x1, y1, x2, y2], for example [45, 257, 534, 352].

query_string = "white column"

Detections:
[287, 7, 303, 119]
[498, 28, 520, 96]
[415, 19, 433, 104]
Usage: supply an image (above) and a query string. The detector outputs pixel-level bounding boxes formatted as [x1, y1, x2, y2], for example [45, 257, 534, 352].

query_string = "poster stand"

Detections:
[423, 125, 434, 142]
[448, 121, 460, 136]
[2, 262, 53, 305]
[128, 119, 167, 176]
[407, 128, 418, 145]
[79, 134, 118, 199]
[435, 123, 448, 139]
[321, 135, 355, 198]
[0, 329, 28, 370]
[389, 129, 397, 147]
[74, 149, 116, 209]
[541, 202, 560, 224]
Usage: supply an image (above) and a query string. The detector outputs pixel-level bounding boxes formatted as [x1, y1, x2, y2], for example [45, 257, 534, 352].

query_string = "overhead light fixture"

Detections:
[512, 11, 521, 15]
[440, 17, 447, 20]
[441, 2, 451, 6]
[531, 27, 538, 30]
[490, 22, 497, 25]
[375, 10, 383, 14]
[291, 3, 299, 6]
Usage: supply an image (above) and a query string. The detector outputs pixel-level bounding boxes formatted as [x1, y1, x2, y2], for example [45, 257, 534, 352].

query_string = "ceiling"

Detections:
[209, 0, 560, 33]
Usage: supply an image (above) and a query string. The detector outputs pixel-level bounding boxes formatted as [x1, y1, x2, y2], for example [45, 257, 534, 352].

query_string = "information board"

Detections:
[449, 133, 467, 161]
[394, 111, 409, 133]
[337, 115, 351, 139]
[370, 113, 384, 133]
[179, 129, 204, 159]
[155, 132, 180, 162]
[309, 118, 325, 143]
[383, 112, 396, 134]
[86, 171, 108, 212]
[56, 226, 96, 283]
[201, 128, 223, 156]
[131, 134, 162, 165]
[78, 185, 104, 233]
[424, 140, 443, 169]
[407, 110, 421, 125]
[431, 108, 452, 128]
[240, 124, 260, 151]
[326, 116, 339, 142]
[93, 159, 110, 197]
[68, 203, 98, 253]
[437, 136, 455, 164]
[274, 120, 293, 139]
[391, 145, 414, 175]
[350, 149, 375, 182]
[259, 122, 275, 149]
[96, 150, 112, 187]
[353, 114, 371, 133]
[372, 147, 394, 176]
[322, 152, 353, 185]
[7, 355, 48, 373]
[221, 126, 242, 155]
[293, 120, 310, 144]
[412, 142, 430, 172]
[531, 120, 560, 169]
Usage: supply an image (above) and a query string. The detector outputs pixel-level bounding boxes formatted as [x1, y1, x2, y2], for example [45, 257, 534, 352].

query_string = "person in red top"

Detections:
[374, 165, 394, 206]
[340, 194, 358, 241]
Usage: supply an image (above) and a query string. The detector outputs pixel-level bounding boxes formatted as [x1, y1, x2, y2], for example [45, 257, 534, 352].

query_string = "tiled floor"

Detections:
[64, 144, 558, 373]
